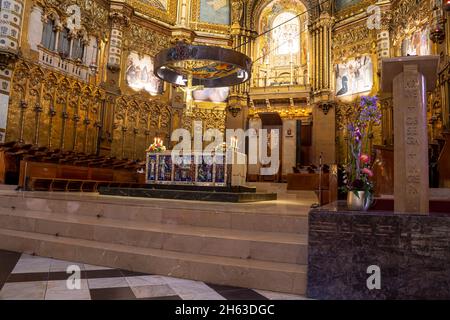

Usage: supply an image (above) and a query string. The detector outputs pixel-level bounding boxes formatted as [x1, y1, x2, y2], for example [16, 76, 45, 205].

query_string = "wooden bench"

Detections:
[19, 159, 145, 192]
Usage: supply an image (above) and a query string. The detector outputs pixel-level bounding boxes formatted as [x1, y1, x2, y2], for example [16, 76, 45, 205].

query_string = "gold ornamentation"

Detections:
[122, 23, 171, 56]
[390, 0, 431, 48]
[128, 0, 178, 25]
[37, 0, 109, 39]
[112, 94, 172, 160]
[7, 59, 105, 153]
[332, 23, 375, 63]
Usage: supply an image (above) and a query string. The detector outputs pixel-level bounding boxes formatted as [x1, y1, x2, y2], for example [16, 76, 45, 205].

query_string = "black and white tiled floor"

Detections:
[0, 250, 307, 300]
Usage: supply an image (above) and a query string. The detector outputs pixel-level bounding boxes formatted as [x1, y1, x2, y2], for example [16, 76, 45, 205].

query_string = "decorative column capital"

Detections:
[317, 101, 335, 115]
[109, 11, 130, 29]
[0, 48, 20, 70]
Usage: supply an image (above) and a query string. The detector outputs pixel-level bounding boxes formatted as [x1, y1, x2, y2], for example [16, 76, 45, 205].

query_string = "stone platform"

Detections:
[0, 185, 314, 295]
[98, 186, 277, 203]
[307, 201, 450, 299]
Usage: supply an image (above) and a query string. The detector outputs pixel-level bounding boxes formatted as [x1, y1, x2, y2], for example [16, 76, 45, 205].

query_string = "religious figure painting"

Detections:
[335, 56, 373, 97]
[126, 52, 162, 96]
[174, 155, 196, 182]
[193, 87, 229, 103]
[200, 0, 230, 25]
[401, 28, 430, 57]
[214, 154, 226, 184]
[147, 154, 157, 182]
[157, 155, 173, 182]
[196, 158, 214, 183]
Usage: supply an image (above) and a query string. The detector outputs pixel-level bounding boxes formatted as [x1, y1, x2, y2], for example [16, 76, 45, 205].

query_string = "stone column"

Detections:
[382, 56, 439, 214]
[106, 11, 129, 74]
[394, 65, 430, 214]
[310, 8, 335, 165]
[0, 0, 24, 142]
[227, 0, 251, 130]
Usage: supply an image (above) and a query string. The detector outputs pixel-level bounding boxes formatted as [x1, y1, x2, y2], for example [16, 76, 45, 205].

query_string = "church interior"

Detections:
[0, 0, 450, 301]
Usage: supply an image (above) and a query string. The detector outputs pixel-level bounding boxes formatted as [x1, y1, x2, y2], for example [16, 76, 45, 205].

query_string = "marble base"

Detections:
[141, 184, 257, 193]
[307, 201, 450, 299]
[99, 187, 277, 203]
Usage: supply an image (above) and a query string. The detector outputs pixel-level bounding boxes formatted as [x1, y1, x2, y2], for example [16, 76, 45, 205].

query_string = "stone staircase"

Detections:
[0, 192, 309, 294]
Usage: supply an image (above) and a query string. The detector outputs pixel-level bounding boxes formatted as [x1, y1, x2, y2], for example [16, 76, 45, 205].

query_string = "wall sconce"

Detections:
[444, 0, 450, 11]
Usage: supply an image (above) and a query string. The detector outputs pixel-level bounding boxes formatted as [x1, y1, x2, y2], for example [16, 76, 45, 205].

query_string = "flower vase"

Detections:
[347, 191, 372, 211]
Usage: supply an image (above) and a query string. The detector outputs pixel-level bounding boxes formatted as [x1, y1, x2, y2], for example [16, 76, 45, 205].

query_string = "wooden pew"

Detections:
[19, 159, 140, 191]
[287, 165, 338, 205]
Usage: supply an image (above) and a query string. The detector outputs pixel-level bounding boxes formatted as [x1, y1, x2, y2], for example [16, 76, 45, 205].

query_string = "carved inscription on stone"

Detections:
[403, 65, 422, 212]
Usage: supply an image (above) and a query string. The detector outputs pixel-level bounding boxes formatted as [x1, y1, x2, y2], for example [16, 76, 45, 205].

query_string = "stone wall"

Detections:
[308, 202, 450, 299]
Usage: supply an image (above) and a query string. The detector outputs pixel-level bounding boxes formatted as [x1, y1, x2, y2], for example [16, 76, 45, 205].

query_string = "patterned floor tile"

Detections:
[88, 277, 129, 289]
[45, 289, 91, 300]
[0, 281, 47, 300]
[50, 259, 85, 272]
[47, 279, 89, 291]
[6, 272, 49, 283]
[0, 250, 21, 290]
[130, 284, 176, 299]
[126, 275, 167, 287]
[0, 251, 307, 300]
[89, 287, 136, 300]
[11, 256, 52, 274]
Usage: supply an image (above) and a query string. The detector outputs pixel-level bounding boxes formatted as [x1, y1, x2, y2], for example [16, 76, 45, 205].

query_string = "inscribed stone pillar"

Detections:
[382, 56, 439, 214]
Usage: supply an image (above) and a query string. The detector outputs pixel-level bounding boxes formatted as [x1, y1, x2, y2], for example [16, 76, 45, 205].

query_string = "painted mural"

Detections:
[193, 87, 230, 103]
[126, 52, 163, 96]
[200, 0, 230, 25]
[335, 55, 373, 97]
[336, 0, 361, 11]
[401, 27, 431, 56]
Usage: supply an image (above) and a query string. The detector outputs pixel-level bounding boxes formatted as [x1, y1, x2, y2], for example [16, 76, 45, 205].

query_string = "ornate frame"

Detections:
[190, 0, 231, 34]
[128, 0, 178, 25]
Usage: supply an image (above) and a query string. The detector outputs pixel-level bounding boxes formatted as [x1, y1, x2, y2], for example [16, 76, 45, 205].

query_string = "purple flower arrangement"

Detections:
[342, 96, 382, 199]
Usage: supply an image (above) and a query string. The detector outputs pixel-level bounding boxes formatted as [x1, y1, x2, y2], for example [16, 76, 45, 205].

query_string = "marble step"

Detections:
[0, 208, 307, 264]
[0, 193, 309, 234]
[0, 228, 307, 295]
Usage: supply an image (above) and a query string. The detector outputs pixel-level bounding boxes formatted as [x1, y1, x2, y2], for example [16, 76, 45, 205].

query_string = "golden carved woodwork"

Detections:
[111, 94, 172, 160]
[332, 22, 375, 64]
[6, 59, 105, 153]
[248, 106, 311, 119]
[390, 0, 431, 50]
[36, 0, 109, 40]
[128, 0, 178, 25]
[122, 23, 172, 57]
[181, 103, 226, 134]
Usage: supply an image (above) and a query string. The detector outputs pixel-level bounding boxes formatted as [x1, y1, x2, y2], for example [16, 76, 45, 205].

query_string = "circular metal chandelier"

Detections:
[154, 42, 252, 88]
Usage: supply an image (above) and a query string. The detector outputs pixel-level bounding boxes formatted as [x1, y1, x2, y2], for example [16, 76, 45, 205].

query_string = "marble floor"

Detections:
[0, 250, 308, 300]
